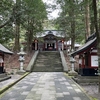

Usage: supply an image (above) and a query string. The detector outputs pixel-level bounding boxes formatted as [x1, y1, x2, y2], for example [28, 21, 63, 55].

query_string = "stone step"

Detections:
[72, 75, 99, 84]
[77, 75, 98, 79]
[33, 68, 63, 72]
[0, 73, 11, 82]
[32, 51, 63, 72]
[0, 73, 7, 78]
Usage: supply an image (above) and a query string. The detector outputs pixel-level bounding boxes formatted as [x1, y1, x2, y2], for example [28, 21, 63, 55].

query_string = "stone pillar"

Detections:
[56, 42, 57, 50]
[62, 41, 64, 50]
[35, 39, 38, 50]
[55, 42, 56, 49]
[35, 42, 37, 50]
[45, 43, 47, 49]
[0, 56, 4, 73]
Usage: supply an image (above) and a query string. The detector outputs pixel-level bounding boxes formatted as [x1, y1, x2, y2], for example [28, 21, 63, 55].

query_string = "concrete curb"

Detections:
[0, 75, 11, 82]
[64, 73, 96, 100]
[26, 51, 39, 72]
[0, 72, 30, 96]
[60, 51, 68, 72]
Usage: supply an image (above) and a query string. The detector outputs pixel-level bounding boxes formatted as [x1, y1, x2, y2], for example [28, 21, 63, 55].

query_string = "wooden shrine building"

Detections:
[0, 44, 13, 73]
[32, 30, 66, 51]
[71, 33, 98, 76]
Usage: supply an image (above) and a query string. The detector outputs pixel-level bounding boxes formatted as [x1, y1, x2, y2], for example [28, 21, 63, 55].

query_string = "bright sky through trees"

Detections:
[13, 0, 59, 19]
[42, 0, 60, 19]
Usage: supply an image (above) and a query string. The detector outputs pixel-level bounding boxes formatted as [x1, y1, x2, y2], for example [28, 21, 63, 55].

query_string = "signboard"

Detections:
[91, 56, 98, 67]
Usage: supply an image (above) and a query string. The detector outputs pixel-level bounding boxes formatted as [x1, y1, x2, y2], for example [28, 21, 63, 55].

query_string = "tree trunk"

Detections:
[69, 0, 76, 51]
[93, 0, 100, 93]
[26, 30, 33, 53]
[26, 19, 34, 53]
[85, 0, 90, 39]
[13, 0, 21, 52]
[90, 16, 95, 34]
[99, 9, 100, 30]
[14, 24, 20, 52]
[71, 21, 75, 51]
[90, 1, 95, 34]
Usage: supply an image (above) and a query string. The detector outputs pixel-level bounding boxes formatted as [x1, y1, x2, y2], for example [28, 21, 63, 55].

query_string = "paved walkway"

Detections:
[0, 72, 91, 100]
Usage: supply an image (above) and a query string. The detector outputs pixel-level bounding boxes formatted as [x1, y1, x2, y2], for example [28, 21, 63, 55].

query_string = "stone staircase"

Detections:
[31, 51, 63, 72]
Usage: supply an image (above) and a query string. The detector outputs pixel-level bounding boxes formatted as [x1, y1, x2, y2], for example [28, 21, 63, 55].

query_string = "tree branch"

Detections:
[0, 19, 10, 29]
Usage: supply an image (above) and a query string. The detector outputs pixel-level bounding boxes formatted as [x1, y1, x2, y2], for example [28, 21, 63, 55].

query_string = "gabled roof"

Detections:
[71, 37, 96, 56]
[44, 33, 57, 40]
[36, 30, 65, 38]
[0, 44, 13, 55]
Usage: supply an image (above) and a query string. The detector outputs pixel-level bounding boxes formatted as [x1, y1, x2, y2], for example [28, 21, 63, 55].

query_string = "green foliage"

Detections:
[0, 26, 13, 43]
[0, 0, 14, 24]
[0, 0, 14, 46]
[54, 0, 88, 43]
[0, 0, 47, 49]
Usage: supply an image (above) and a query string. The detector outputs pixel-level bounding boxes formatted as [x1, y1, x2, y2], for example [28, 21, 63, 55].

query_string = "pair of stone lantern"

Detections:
[17, 48, 26, 72]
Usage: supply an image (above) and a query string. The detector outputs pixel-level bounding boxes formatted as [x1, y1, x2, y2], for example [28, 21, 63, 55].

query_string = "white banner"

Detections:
[91, 56, 98, 67]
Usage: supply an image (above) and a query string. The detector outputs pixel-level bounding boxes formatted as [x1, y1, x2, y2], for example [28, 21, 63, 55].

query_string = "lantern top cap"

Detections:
[21, 48, 23, 52]
[17, 48, 26, 55]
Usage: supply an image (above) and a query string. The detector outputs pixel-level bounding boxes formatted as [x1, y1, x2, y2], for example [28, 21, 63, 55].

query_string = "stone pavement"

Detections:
[0, 74, 21, 89]
[0, 72, 91, 100]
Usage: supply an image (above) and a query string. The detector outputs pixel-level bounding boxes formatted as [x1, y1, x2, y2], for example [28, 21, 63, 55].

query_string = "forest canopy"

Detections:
[0, 0, 100, 52]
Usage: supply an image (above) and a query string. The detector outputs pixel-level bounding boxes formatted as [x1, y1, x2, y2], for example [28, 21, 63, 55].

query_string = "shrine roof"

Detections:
[70, 37, 96, 56]
[36, 30, 65, 38]
[0, 44, 13, 55]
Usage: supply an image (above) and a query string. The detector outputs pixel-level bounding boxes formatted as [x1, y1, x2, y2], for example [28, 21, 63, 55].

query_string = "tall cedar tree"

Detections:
[93, 0, 100, 92]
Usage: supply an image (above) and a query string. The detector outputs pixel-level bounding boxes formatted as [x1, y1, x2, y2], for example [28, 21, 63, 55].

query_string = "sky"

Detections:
[42, 0, 60, 19]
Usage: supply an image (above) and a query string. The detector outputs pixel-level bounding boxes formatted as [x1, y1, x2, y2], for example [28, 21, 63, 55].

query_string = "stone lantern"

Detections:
[17, 48, 26, 72]
[68, 55, 78, 76]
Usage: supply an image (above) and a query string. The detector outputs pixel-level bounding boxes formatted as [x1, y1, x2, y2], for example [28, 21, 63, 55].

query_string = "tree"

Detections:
[55, 0, 86, 50]
[0, 0, 15, 48]
[0, 0, 14, 28]
[0, 0, 47, 52]
[22, 0, 47, 52]
[13, 0, 21, 52]
[92, 0, 100, 92]
[68, 0, 76, 50]
[84, 0, 91, 39]
[90, 0, 95, 34]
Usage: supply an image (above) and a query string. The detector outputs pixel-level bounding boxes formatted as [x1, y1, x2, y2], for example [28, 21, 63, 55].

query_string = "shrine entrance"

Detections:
[45, 42, 56, 51]
[47, 43, 55, 50]
[32, 30, 65, 51]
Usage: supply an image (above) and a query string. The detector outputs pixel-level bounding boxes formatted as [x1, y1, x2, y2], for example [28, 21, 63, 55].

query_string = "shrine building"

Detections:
[32, 30, 66, 51]
[71, 33, 98, 76]
[0, 44, 13, 73]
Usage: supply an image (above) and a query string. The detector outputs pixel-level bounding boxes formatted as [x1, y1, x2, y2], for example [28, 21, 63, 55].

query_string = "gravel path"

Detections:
[80, 84, 100, 100]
